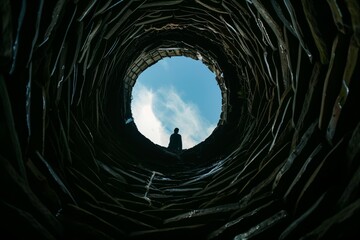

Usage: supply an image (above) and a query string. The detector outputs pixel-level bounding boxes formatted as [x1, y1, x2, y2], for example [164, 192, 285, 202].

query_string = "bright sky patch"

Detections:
[131, 56, 221, 149]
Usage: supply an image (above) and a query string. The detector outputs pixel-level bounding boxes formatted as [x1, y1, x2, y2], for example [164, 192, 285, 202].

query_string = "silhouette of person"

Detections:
[168, 127, 182, 153]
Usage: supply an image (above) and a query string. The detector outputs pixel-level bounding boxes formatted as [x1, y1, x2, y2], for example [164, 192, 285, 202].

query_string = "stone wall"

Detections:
[1, 0, 359, 239]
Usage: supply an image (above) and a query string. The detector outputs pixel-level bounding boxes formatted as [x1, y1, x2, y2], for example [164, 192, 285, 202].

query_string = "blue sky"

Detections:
[131, 56, 221, 149]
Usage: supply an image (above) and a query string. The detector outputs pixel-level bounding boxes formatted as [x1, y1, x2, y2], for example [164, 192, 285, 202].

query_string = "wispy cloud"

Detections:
[132, 83, 216, 149]
[131, 84, 169, 146]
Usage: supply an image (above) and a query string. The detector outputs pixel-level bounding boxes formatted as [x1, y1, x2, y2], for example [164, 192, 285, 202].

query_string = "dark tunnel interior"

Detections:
[1, 0, 360, 239]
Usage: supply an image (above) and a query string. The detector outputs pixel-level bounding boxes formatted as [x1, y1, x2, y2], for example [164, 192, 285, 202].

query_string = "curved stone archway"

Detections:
[1, 1, 360, 239]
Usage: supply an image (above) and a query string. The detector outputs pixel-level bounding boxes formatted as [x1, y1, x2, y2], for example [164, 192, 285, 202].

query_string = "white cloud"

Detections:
[132, 83, 216, 149]
[131, 84, 169, 146]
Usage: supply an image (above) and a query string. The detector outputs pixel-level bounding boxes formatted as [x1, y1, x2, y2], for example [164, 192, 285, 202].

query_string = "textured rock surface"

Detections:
[1, 0, 359, 239]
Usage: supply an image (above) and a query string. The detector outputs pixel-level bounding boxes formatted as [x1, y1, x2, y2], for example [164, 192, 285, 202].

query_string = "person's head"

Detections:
[174, 128, 179, 133]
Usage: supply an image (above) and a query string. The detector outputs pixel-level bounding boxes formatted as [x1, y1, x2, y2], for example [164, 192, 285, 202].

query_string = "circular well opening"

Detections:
[131, 56, 222, 150]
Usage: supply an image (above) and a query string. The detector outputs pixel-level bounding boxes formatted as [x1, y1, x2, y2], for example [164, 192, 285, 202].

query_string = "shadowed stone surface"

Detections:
[1, 0, 360, 239]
